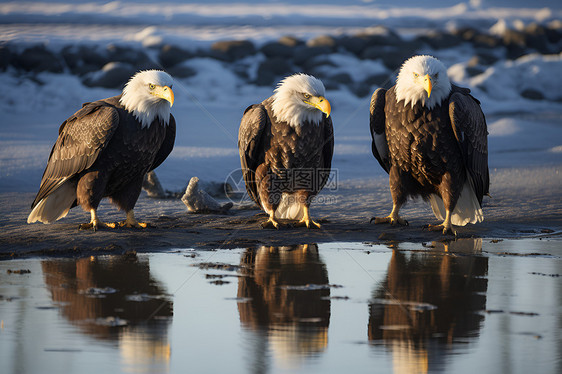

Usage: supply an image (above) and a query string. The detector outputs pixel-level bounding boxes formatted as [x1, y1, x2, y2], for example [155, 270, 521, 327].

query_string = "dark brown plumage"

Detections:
[370, 55, 489, 234]
[28, 70, 176, 229]
[238, 74, 333, 229]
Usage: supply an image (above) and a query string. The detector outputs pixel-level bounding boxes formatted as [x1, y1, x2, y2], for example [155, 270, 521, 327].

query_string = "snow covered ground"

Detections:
[0, 1, 561, 239]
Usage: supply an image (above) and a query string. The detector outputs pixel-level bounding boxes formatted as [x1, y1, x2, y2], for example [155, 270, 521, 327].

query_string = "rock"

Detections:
[60, 46, 81, 70]
[362, 44, 417, 71]
[293, 45, 332, 66]
[360, 45, 383, 60]
[501, 29, 526, 47]
[473, 33, 501, 48]
[356, 26, 402, 47]
[15, 45, 64, 73]
[465, 66, 484, 77]
[181, 177, 233, 214]
[505, 44, 527, 60]
[300, 56, 337, 77]
[231, 63, 250, 80]
[472, 50, 500, 66]
[454, 27, 500, 48]
[255, 57, 293, 86]
[523, 23, 551, 53]
[415, 31, 462, 49]
[260, 41, 294, 59]
[337, 35, 369, 56]
[278, 36, 303, 48]
[349, 82, 373, 98]
[322, 79, 340, 91]
[210, 40, 256, 61]
[142, 171, 166, 198]
[329, 72, 353, 85]
[82, 62, 137, 88]
[61, 45, 105, 76]
[106, 44, 157, 69]
[364, 73, 393, 88]
[76, 45, 111, 69]
[0, 45, 13, 71]
[467, 56, 480, 68]
[306, 35, 337, 50]
[545, 23, 562, 44]
[454, 27, 478, 41]
[159, 44, 192, 68]
[520, 88, 544, 101]
[167, 64, 197, 78]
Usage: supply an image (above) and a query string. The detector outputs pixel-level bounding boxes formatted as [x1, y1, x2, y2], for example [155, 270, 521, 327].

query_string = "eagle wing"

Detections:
[238, 104, 269, 206]
[318, 115, 334, 191]
[322, 115, 334, 170]
[150, 114, 176, 171]
[31, 100, 120, 208]
[449, 87, 490, 204]
[369, 88, 390, 173]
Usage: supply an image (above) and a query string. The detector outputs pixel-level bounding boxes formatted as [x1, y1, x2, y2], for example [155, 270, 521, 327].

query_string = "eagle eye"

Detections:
[413, 72, 419, 78]
[303, 93, 311, 99]
[149, 84, 156, 90]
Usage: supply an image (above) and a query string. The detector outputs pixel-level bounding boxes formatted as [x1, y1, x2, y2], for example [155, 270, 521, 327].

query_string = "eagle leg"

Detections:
[79, 209, 117, 231]
[295, 205, 321, 229]
[426, 211, 457, 236]
[117, 210, 149, 229]
[261, 209, 280, 229]
[370, 204, 408, 226]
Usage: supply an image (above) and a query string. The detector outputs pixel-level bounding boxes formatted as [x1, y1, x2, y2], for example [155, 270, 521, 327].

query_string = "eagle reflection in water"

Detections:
[368, 238, 488, 373]
[41, 254, 173, 372]
[237, 244, 330, 369]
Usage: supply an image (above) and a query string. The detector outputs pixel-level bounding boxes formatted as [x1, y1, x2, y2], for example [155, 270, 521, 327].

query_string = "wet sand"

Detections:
[1, 165, 561, 258]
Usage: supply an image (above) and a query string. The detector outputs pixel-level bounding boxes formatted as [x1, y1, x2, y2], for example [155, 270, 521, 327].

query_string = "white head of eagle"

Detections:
[120, 70, 175, 128]
[271, 73, 331, 128]
[395, 55, 451, 110]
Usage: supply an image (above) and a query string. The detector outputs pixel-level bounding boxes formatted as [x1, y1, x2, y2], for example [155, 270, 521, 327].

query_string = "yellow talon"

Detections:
[79, 209, 115, 231]
[118, 211, 149, 229]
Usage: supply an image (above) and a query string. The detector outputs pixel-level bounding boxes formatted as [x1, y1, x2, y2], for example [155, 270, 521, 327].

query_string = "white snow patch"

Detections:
[0, 73, 117, 113]
[488, 118, 520, 137]
[447, 53, 562, 114]
[473, 53, 562, 101]
[319, 54, 390, 83]
[489, 18, 525, 36]
[179, 58, 242, 103]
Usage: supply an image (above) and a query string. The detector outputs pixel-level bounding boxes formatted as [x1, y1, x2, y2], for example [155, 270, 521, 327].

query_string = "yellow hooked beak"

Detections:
[305, 96, 331, 117]
[152, 85, 175, 107]
[423, 74, 432, 98]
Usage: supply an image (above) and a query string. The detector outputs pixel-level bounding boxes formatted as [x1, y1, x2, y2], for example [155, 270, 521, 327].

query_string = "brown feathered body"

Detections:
[29, 96, 176, 223]
[370, 85, 489, 226]
[239, 97, 334, 220]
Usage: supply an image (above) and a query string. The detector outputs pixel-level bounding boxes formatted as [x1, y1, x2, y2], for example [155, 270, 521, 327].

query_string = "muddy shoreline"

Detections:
[2, 174, 561, 259]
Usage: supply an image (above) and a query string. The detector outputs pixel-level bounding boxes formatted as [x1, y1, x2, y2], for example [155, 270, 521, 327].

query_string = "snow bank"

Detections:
[1, 1, 561, 195]
[471, 53, 562, 101]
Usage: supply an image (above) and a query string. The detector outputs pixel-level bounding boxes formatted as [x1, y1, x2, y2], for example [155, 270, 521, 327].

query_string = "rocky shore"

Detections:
[2, 21, 561, 101]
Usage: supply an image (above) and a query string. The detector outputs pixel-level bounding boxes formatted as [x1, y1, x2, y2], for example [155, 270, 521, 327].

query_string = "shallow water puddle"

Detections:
[0, 239, 560, 374]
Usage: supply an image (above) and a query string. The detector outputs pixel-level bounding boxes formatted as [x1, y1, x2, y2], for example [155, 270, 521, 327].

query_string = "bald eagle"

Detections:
[370, 55, 489, 234]
[28, 70, 176, 230]
[238, 73, 334, 229]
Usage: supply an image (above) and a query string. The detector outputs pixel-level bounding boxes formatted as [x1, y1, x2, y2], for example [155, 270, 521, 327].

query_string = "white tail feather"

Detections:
[429, 178, 483, 227]
[271, 193, 305, 220]
[27, 180, 76, 224]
